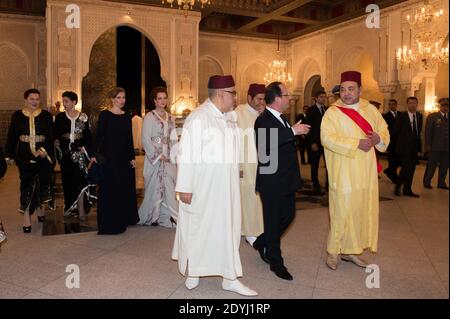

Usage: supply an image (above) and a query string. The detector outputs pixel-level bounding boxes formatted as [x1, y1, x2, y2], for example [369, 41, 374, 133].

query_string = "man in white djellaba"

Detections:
[172, 75, 257, 297]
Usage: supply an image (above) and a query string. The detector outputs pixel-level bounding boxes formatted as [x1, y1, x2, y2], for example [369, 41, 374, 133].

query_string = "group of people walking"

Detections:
[2, 70, 448, 297]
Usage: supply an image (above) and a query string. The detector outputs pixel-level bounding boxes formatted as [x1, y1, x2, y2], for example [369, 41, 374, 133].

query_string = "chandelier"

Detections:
[162, 1, 210, 15]
[264, 35, 293, 87]
[396, 0, 449, 70]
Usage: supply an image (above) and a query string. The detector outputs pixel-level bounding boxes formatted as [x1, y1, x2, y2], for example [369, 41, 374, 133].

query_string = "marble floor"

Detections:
[0, 156, 448, 299]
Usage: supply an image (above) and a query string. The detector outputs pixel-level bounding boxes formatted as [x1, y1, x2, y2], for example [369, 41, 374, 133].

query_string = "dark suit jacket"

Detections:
[305, 104, 325, 147]
[296, 113, 307, 145]
[255, 109, 302, 195]
[0, 146, 6, 179]
[425, 112, 449, 152]
[383, 111, 401, 151]
[393, 112, 423, 163]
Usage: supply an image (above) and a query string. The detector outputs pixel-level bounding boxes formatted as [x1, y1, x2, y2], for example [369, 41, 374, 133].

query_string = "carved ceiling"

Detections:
[1, 0, 407, 39]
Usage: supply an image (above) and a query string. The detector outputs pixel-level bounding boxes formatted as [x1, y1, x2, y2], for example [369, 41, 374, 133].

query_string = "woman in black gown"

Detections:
[54, 91, 92, 221]
[93, 87, 139, 234]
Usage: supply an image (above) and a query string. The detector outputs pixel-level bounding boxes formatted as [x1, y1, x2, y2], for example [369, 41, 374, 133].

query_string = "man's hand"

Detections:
[367, 131, 380, 146]
[178, 192, 193, 204]
[36, 149, 47, 158]
[240, 170, 244, 178]
[292, 122, 311, 135]
[358, 138, 372, 152]
[311, 143, 319, 152]
[130, 159, 136, 168]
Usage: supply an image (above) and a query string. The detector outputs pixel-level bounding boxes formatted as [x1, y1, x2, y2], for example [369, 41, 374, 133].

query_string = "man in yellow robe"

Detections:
[320, 71, 390, 270]
[235, 83, 265, 246]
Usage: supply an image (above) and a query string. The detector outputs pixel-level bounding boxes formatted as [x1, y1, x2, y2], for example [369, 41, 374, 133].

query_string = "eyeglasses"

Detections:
[222, 90, 237, 97]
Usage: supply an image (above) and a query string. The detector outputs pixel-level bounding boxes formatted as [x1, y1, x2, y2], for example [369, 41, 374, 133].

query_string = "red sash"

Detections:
[336, 106, 382, 173]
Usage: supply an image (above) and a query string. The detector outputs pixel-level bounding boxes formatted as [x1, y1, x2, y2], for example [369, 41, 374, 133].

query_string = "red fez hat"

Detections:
[247, 83, 266, 96]
[208, 75, 235, 89]
[340, 71, 362, 86]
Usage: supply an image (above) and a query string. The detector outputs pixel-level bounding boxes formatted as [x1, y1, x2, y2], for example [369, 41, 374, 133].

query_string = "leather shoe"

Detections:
[253, 242, 270, 264]
[270, 264, 293, 280]
[403, 192, 420, 198]
[395, 185, 402, 196]
[222, 279, 258, 296]
[326, 254, 339, 270]
[438, 185, 449, 190]
[341, 254, 368, 268]
[423, 184, 432, 189]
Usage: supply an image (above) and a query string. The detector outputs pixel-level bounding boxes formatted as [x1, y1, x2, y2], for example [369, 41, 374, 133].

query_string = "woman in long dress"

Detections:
[93, 87, 139, 234]
[138, 86, 178, 228]
[54, 91, 92, 221]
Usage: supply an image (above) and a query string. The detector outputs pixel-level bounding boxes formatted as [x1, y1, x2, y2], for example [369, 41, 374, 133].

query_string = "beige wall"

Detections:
[0, 14, 46, 110]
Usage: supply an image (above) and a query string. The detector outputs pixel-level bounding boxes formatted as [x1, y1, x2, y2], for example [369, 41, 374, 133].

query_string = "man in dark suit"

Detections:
[393, 97, 423, 197]
[305, 90, 327, 195]
[383, 99, 401, 183]
[296, 105, 310, 165]
[423, 97, 449, 189]
[253, 81, 310, 281]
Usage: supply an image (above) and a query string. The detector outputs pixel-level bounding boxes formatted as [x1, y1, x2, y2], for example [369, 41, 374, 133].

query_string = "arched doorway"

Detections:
[82, 25, 164, 130]
[304, 75, 324, 107]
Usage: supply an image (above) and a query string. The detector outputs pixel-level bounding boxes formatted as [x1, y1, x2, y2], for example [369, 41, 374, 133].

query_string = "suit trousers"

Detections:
[255, 191, 296, 266]
[310, 146, 326, 187]
[398, 156, 417, 193]
[423, 151, 449, 187]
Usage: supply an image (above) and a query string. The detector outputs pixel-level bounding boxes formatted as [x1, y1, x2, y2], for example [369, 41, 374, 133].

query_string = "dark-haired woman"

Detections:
[92, 87, 139, 234]
[54, 91, 93, 221]
[138, 87, 178, 228]
[5, 89, 53, 233]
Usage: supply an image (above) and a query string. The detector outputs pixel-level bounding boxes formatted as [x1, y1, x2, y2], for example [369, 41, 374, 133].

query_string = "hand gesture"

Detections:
[292, 121, 311, 135]
[367, 131, 380, 146]
[358, 138, 372, 152]
[178, 192, 192, 204]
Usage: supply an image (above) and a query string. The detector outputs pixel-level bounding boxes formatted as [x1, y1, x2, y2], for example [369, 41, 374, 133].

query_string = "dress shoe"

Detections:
[395, 185, 402, 196]
[438, 185, 449, 190]
[37, 216, 45, 222]
[341, 254, 368, 268]
[423, 184, 432, 189]
[326, 254, 339, 270]
[270, 264, 293, 280]
[23, 226, 31, 233]
[185, 276, 199, 290]
[253, 242, 270, 264]
[403, 192, 420, 198]
[222, 279, 258, 296]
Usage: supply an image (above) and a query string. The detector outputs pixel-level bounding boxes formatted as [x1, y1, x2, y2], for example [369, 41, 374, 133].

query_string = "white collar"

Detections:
[247, 103, 259, 115]
[266, 106, 282, 118]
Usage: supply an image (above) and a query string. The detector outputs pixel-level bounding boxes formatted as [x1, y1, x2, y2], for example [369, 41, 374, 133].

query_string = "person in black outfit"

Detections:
[92, 87, 139, 234]
[296, 105, 310, 165]
[393, 97, 423, 197]
[54, 91, 93, 221]
[305, 90, 327, 195]
[253, 82, 311, 280]
[4, 89, 54, 233]
[383, 99, 401, 183]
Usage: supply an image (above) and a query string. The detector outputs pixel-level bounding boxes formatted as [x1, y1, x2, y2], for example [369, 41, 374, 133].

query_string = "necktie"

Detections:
[412, 114, 419, 144]
[394, 111, 397, 118]
[319, 105, 324, 116]
[444, 113, 448, 121]
[280, 114, 289, 128]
